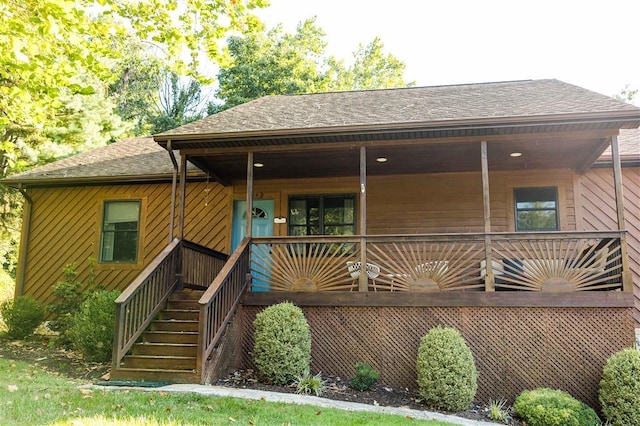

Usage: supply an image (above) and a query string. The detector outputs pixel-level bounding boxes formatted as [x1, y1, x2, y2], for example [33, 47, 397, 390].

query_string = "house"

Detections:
[4, 79, 640, 406]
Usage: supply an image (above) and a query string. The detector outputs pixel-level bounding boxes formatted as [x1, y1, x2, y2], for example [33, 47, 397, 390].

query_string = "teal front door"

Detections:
[232, 200, 274, 290]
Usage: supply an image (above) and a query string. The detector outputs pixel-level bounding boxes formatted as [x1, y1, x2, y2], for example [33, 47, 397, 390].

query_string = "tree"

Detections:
[213, 18, 412, 112]
[614, 85, 638, 104]
[0, 0, 267, 281]
[150, 72, 207, 134]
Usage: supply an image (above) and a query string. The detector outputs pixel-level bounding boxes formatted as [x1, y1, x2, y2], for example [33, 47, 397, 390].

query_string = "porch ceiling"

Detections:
[186, 134, 612, 182]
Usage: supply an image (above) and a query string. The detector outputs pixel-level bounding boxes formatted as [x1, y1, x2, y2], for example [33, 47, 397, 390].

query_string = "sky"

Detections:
[256, 0, 640, 104]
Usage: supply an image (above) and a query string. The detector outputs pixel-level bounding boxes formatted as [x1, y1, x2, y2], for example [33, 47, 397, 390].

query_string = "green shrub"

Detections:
[253, 302, 311, 385]
[69, 289, 120, 362]
[513, 388, 600, 426]
[295, 371, 326, 396]
[599, 348, 640, 425]
[349, 362, 379, 391]
[0, 295, 44, 339]
[46, 263, 84, 347]
[416, 326, 477, 411]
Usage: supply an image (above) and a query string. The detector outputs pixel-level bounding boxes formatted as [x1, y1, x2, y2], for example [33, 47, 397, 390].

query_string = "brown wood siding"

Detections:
[580, 167, 640, 326]
[238, 169, 576, 235]
[21, 182, 230, 305]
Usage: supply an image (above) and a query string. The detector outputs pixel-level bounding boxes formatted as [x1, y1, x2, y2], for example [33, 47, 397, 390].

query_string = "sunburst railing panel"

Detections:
[491, 233, 622, 292]
[250, 237, 360, 291]
[366, 235, 486, 292]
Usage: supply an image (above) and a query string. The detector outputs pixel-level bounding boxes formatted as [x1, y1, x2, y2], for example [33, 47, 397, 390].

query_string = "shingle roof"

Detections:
[2, 137, 197, 185]
[156, 79, 640, 138]
[4, 80, 639, 186]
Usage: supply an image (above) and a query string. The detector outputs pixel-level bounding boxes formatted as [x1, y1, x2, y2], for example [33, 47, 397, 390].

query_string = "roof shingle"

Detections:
[157, 79, 640, 138]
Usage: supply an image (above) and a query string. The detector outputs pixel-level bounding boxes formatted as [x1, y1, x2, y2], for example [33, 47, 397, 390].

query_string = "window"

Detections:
[100, 200, 141, 263]
[514, 187, 559, 231]
[288, 195, 355, 236]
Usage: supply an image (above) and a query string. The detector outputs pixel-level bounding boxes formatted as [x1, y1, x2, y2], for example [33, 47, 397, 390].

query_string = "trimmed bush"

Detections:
[253, 302, 311, 385]
[69, 290, 120, 362]
[0, 296, 44, 339]
[350, 362, 379, 391]
[599, 348, 640, 425]
[513, 388, 600, 426]
[416, 326, 477, 411]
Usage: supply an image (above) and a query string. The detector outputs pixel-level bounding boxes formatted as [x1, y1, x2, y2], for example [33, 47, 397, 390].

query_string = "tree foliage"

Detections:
[213, 18, 412, 112]
[0, 0, 267, 277]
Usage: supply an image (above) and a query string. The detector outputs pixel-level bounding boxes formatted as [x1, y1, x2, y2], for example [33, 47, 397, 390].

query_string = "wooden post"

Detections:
[167, 140, 178, 243]
[246, 152, 254, 239]
[611, 135, 632, 291]
[359, 146, 368, 292]
[481, 141, 495, 291]
[178, 153, 187, 240]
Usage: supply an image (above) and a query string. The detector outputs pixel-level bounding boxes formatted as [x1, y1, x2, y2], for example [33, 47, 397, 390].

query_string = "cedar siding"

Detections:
[20, 181, 230, 305]
[580, 167, 640, 326]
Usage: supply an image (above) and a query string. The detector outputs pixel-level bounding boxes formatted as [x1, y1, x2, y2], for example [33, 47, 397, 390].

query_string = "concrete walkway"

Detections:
[87, 383, 501, 426]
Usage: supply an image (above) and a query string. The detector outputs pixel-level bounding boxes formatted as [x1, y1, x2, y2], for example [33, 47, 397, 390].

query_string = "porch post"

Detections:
[481, 141, 495, 291]
[610, 135, 632, 291]
[178, 153, 187, 240]
[246, 152, 254, 239]
[167, 140, 178, 242]
[359, 146, 368, 292]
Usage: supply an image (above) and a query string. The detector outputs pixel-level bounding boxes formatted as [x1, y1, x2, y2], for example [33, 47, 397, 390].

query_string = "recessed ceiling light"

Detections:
[253, 162, 264, 168]
[510, 152, 522, 158]
[376, 157, 388, 163]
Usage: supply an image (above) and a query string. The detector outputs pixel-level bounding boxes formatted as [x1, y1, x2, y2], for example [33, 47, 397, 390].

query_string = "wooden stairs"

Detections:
[110, 289, 203, 383]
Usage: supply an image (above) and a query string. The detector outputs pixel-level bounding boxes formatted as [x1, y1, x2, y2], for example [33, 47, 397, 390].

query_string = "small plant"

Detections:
[513, 388, 600, 426]
[46, 263, 84, 347]
[69, 289, 120, 362]
[253, 302, 311, 385]
[599, 348, 640, 426]
[488, 398, 510, 423]
[295, 371, 326, 396]
[0, 295, 44, 339]
[349, 362, 379, 391]
[416, 326, 478, 412]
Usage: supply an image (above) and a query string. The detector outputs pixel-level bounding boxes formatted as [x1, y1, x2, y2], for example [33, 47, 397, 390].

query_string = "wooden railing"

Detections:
[250, 231, 628, 293]
[182, 240, 228, 289]
[112, 239, 229, 370]
[197, 237, 251, 382]
[112, 239, 181, 368]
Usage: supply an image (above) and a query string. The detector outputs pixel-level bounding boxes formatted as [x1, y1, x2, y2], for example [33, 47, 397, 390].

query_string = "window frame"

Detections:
[513, 186, 560, 232]
[99, 199, 142, 264]
[287, 194, 357, 236]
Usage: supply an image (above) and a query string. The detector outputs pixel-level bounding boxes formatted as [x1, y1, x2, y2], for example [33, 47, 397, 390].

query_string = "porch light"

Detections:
[510, 152, 523, 158]
[376, 157, 388, 163]
[253, 162, 264, 168]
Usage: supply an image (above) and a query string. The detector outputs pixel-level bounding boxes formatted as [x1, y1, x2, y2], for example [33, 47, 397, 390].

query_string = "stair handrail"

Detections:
[197, 237, 252, 382]
[112, 238, 182, 369]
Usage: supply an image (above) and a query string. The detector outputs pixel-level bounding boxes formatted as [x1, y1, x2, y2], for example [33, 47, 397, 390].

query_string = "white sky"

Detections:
[256, 0, 640, 104]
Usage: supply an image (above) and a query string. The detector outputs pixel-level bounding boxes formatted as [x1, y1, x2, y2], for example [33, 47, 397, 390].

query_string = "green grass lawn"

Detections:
[0, 358, 454, 425]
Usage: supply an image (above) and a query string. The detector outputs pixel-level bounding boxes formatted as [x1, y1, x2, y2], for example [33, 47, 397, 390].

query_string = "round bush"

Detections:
[416, 326, 478, 411]
[0, 296, 44, 339]
[599, 348, 640, 425]
[513, 388, 600, 426]
[69, 290, 120, 362]
[253, 302, 311, 385]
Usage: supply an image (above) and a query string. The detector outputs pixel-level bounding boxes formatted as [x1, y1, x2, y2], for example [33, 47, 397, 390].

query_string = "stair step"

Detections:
[143, 331, 198, 344]
[160, 309, 199, 321]
[132, 342, 197, 357]
[122, 355, 196, 370]
[110, 367, 199, 384]
[150, 320, 199, 332]
[169, 289, 204, 301]
[166, 300, 200, 311]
